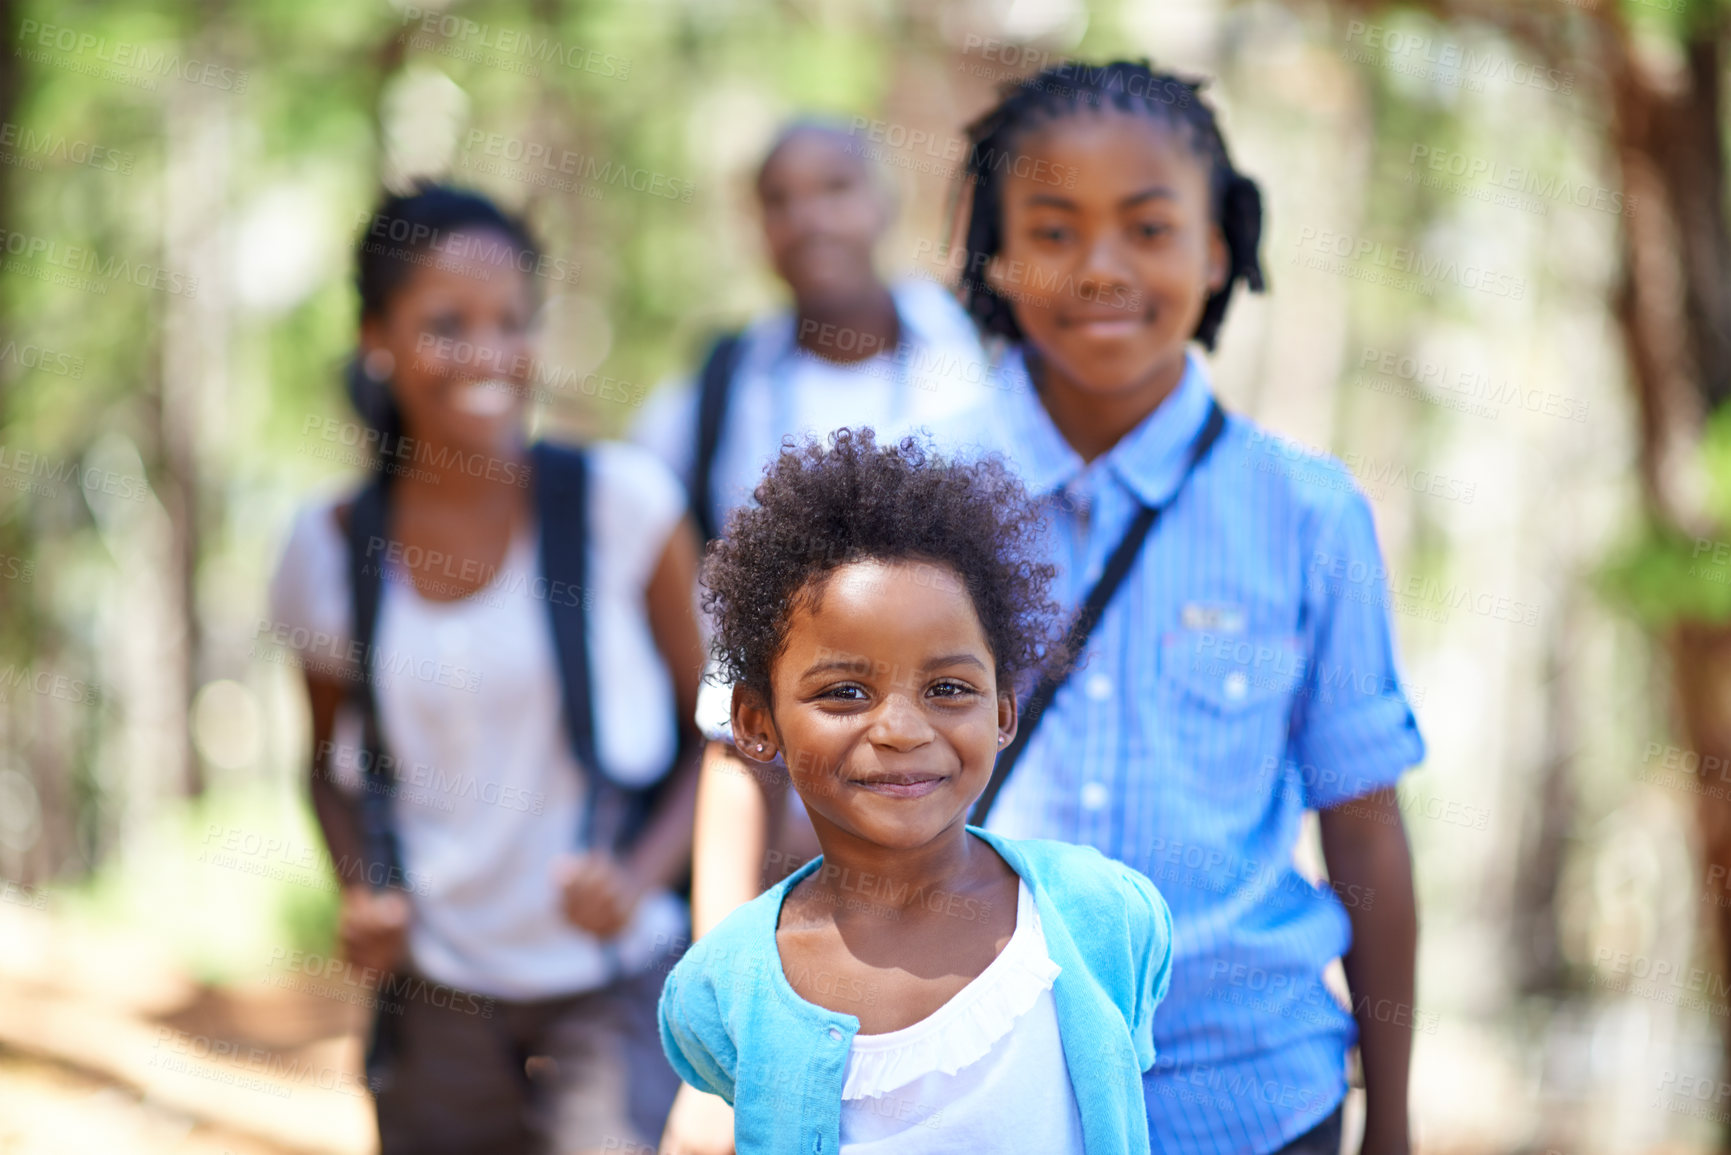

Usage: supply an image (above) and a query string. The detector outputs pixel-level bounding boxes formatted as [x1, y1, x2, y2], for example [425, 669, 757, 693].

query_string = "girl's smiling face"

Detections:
[734, 558, 1016, 852]
[361, 228, 537, 457]
[991, 108, 1227, 401]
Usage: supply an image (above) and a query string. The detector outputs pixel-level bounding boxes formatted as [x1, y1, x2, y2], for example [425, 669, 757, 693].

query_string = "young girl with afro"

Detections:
[658, 429, 1174, 1155]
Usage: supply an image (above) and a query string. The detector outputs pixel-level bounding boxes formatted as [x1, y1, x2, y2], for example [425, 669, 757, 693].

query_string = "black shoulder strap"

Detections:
[531, 441, 632, 853]
[531, 442, 601, 781]
[690, 331, 746, 544]
[970, 399, 1229, 826]
[341, 480, 404, 1088]
[343, 478, 403, 891]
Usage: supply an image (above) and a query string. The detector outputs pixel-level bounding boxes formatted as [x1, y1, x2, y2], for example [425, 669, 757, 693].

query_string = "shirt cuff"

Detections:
[1295, 695, 1426, 809]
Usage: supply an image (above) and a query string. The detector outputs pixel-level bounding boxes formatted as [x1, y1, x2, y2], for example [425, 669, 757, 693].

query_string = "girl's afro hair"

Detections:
[701, 427, 1060, 700]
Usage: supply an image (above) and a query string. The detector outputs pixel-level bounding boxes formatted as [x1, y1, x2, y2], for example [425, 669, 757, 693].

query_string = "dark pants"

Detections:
[370, 966, 677, 1155]
[1272, 1102, 1344, 1155]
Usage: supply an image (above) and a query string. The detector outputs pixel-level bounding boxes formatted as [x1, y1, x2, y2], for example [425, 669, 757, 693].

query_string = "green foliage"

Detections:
[1599, 408, 1731, 627]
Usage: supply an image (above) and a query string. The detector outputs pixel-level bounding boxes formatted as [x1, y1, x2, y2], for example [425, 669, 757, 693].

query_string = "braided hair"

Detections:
[956, 59, 1265, 351]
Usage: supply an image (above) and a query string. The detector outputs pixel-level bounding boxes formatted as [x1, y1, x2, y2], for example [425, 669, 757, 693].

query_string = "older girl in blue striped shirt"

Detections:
[943, 60, 1425, 1155]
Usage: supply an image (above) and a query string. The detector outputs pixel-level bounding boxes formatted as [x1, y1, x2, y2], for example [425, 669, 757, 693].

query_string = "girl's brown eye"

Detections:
[822, 684, 867, 701]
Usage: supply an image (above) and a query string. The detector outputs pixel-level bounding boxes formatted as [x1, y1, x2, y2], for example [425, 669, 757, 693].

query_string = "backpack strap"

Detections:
[690, 331, 746, 544]
[341, 477, 405, 1091]
[531, 442, 669, 855]
[530, 442, 602, 786]
[343, 478, 404, 892]
[529, 442, 613, 849]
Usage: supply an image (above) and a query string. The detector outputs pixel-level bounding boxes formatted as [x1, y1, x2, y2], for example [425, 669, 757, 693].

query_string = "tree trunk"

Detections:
[1669, 623, 1731, 1151]
[1598, 8, 1731, 1148]
[1599, 8, 1726, 526]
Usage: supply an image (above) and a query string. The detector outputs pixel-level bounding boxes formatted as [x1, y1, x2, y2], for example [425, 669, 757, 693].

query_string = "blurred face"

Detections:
[735, 559, 1015, 853]
[991, 110, 1227, 399]
[757, 129, 889, 305]
[361, 228, 537, 456]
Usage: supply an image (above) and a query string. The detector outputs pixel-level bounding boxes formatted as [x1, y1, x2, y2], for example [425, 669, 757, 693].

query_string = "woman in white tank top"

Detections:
[269, 184, 704, 1155]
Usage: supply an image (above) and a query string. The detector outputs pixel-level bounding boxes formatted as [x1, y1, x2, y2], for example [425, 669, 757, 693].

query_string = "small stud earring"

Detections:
[362, 348, 396, 382]
[755, 742, 766, 753]
[998, 734, 1007, 745]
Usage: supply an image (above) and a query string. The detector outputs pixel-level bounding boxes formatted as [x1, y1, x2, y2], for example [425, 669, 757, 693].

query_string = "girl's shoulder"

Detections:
[264, 492, 358, 661]
[280, 491, 348, 550]
[987, 833, 1150, 892]
[664, 862, 813, 1006]
[1225, 412, 1367, 520]
[973, 830, 1169, 941]
[660, 868, 829, 1107]
[269, 494, 349, 607]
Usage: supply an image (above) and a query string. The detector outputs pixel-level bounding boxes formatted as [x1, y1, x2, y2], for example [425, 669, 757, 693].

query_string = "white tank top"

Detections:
[267, 442, 690, 999]
[838, 880, 1086, 1154]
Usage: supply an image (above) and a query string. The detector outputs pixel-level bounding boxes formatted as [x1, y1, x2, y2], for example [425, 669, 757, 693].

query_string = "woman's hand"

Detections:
[554, 852, 644, 938]
[659, 1084, 736, 1155]
[338, 886, 410, 977]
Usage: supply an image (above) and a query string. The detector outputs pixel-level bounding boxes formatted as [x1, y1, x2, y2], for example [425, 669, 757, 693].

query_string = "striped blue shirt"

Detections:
[953, 348, 1426, 1155]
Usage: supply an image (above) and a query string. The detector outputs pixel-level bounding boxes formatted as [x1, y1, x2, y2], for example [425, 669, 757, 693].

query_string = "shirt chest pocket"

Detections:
[1156, 632, 1304, 795]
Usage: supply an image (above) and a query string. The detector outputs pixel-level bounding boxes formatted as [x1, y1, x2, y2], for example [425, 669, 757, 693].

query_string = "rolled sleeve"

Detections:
[1290, 486, 1426, 809]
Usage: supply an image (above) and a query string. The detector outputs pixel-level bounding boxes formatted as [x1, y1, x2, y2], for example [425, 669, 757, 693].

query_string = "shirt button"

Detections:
[1084, 673, 1113, 701]
[1080, 782, 1109, 810]
[1223, 672, 1249, 702]
[827, 1026, 843, 1041]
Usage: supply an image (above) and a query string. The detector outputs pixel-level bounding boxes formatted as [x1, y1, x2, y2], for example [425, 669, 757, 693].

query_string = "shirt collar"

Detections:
[997, 346, 1217, 507]
[749, 281, 947, 374]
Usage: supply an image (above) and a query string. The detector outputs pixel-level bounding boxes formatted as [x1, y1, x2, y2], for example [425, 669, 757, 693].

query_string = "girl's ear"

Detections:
[732, 685, 779, 763]
[1205, 223, 1229, 295]
[996, 689, 1018, 752]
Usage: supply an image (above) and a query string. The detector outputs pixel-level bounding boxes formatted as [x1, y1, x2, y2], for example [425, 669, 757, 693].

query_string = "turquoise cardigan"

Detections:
[658, 826, 1173, 1155]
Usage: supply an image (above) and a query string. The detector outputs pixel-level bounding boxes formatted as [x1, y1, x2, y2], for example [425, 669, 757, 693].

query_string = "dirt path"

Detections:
[0, 1047, 297, 1155]
[0, 905, 375, 1155]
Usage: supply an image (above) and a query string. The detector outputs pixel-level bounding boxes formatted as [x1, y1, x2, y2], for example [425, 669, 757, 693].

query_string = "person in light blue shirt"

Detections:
[631, 120, 993, 545]
[660, 430, 1173, 1155]
[936, 61, 1426, 1155]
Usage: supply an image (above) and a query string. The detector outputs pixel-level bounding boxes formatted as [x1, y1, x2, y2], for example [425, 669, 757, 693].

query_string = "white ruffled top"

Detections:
[838, 880, 1086, 1153]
